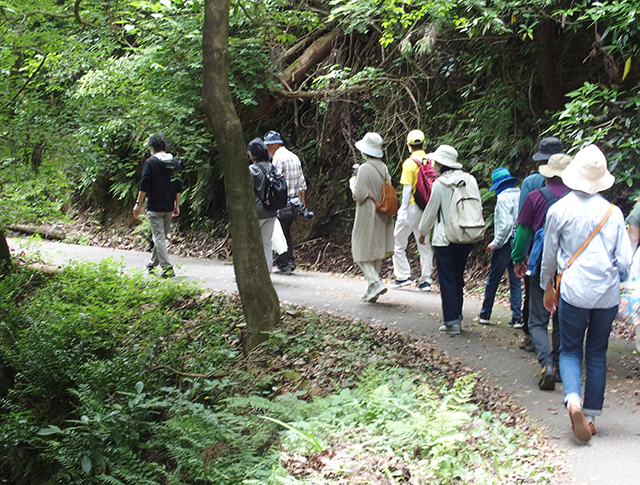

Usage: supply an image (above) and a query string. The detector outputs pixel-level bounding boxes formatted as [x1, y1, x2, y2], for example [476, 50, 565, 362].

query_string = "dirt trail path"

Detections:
[9, 239, 640, 485]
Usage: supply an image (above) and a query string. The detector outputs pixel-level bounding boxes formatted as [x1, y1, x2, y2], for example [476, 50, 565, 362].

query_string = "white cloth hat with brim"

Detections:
[426, 144, 462, 169]
[561, 144, 615, 194]
[355, 132, 384, 158]
[538, 153, 573, 178]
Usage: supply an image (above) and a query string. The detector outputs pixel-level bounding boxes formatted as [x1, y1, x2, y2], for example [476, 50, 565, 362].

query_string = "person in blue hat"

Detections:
[477, 168, 522, 327]
[264, 130, 308, 275]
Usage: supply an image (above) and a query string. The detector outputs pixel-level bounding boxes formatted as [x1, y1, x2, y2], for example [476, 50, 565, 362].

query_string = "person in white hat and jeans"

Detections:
[350, 132, 394, 302]
[541, 144, 632, 442]
[418, 145, 479, 334]
[391, 129, 435, 291]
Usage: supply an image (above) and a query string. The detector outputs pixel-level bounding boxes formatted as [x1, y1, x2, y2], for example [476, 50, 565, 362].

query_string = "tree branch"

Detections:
[3, 53, 48, 109]
[74, 0, 101, 29]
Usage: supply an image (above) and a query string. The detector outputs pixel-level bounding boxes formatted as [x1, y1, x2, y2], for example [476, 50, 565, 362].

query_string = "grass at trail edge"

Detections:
[0, 259, 562, 484]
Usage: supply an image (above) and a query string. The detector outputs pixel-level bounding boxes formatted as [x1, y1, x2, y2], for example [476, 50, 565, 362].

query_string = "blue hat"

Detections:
[263, 130, 283, 145]
[489, 167, 518, 191]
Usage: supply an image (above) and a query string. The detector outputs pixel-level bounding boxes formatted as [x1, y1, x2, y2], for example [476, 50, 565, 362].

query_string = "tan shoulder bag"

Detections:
[370, 163, 398, 217]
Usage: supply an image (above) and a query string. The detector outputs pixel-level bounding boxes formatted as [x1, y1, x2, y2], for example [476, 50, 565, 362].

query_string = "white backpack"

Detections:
[444, 174, 485, 244]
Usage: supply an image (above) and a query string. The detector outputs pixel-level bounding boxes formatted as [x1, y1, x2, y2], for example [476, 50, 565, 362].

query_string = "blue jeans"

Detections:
[434, 243, 473, 326]
[480, 243, 522, 321]
[558, 297, 617, 416]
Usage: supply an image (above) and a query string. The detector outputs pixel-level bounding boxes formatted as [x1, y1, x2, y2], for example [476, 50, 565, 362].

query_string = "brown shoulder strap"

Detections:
[565, 204, 614, 270]
[369, 162, 389, 184]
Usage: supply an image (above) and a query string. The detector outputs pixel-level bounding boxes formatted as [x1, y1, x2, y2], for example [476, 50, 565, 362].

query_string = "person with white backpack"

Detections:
[418, 145, 484, 335]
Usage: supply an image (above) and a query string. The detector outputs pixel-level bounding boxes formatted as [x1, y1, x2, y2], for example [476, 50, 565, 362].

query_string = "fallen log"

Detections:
[23, 262, 63, 275]
[6, 224, 66, 240]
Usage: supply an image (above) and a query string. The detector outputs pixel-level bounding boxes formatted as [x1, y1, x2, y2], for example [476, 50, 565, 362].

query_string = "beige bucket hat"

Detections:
[538, 153, 573, 178]
[561, 144, 615, 194]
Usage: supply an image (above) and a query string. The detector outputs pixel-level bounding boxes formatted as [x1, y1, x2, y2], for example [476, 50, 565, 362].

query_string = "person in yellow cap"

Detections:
[391, 130, 435, 291]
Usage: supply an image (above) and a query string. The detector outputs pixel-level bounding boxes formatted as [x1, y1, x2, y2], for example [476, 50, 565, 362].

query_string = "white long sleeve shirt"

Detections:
[541, 191, 632, 309]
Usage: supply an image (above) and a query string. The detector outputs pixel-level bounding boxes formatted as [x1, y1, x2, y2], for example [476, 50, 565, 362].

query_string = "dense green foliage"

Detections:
[2, 0, 640, 238]
[0, 261, 554, 483]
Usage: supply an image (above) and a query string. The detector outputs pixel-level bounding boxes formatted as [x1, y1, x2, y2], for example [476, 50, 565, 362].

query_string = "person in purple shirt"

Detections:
[511, 153, 572, 390]
[515, 137, 564, 353]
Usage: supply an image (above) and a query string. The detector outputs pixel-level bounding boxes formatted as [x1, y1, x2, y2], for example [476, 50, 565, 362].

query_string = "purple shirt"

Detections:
[517, 179, 569, 232]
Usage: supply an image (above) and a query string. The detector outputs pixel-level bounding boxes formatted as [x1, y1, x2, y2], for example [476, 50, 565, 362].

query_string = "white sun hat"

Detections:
[426, 144, 462, 169]
[561, 144, 615, 194]
[355, 132, 384, 159]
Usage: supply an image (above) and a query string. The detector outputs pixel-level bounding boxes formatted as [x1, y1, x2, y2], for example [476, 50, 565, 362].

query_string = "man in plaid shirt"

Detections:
[264, 130, 308, 274]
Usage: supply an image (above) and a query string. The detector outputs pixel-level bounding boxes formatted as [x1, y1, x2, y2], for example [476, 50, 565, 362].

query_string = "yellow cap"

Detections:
[406, 130, 425, 145]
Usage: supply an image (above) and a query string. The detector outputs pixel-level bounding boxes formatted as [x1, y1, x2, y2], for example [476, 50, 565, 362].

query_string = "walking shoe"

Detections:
[146, 263, 156, 274]
[390, 278, 412, 288]
[476, 314, 491, 325]
[161, 266, 175, 279]
[553, 365, 562, 383]
[568, 402, 592, 442]
[519, 335, 534, 352]
[587, 420, 596, 436]
[418, 281, 432, 292]
[510, 319, 524, 329]
[438, 323, 461, 335]
[538, 366, 556, 391]
[360, 285, 373, 301]
[365, 281, 387, 303]
[275, 266, 293, 275]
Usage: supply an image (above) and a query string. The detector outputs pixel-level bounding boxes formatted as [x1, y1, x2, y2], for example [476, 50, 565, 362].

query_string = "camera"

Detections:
[300, 207, 314, 222]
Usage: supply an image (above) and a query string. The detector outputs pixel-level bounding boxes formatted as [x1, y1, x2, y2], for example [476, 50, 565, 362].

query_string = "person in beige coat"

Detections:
[350, 132, 395, 302]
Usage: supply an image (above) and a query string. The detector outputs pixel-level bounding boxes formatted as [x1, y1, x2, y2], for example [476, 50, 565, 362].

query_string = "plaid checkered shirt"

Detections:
[272, 146, 307, 198]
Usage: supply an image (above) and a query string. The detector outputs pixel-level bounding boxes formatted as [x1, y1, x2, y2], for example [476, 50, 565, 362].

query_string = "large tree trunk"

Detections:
[202, 0, 280, 352]
[0, 230, 11, 271]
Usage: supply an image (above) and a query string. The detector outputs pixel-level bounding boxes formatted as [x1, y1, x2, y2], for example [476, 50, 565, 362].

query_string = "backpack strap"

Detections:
[540, 185, 570, 213]
[369, 162, 389, 184]
[409, 156, 426, 168]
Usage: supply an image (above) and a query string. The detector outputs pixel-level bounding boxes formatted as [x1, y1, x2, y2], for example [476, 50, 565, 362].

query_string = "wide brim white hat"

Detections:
[561, 144, 615, 194]
[355, 132, 384, 158]
[538, 153, 572, 178]
[426, 144, 462, 169]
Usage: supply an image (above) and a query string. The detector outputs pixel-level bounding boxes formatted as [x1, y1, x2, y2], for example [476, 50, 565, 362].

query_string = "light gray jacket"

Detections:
[418, 170, 479, 247]
[490, 187, 520, 249]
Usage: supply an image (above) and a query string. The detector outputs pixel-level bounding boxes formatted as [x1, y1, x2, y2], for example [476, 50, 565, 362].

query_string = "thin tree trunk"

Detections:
[202, 0, 280, 352]
[540, 17, 565, 111]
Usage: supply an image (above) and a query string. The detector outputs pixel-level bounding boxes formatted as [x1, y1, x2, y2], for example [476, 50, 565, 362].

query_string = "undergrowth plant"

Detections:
[259, 368, 553, 484]
[0, 260, 556, 484]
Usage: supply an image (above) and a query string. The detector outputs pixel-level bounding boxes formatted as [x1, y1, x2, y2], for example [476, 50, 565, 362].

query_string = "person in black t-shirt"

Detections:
[133, 134, 183, 278]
